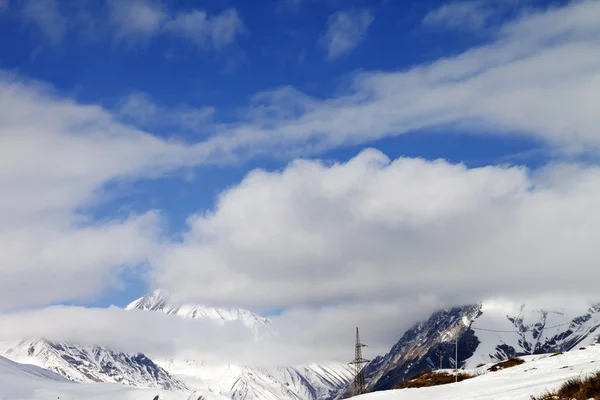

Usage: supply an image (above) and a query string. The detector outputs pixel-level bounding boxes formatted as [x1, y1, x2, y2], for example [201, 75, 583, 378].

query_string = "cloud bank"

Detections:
[2, 0, 600, 366]
[153, 148, 600, 310]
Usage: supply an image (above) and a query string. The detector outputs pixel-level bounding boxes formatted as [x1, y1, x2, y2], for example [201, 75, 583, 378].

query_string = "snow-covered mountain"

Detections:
[355, 343, 600, 400]
[126, 290, 353, 400]
[5, 341, 600, 400]
[126, 289, 277, 339]
[336, 301, 600, 398]
[0, 338, 187, 391]
[159, 358, 353, 400]
[0, 354, 224, 400]
[0, 290, 352, 400]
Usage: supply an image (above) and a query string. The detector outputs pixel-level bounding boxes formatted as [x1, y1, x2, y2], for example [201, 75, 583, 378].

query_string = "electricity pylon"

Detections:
[349, 327, 369, 396]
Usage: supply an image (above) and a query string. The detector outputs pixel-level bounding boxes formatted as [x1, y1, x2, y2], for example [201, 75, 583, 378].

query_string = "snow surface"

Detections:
[356, 344, 600, 400]
[125, 290, 354, 400]
[155, 357, 354, 400]
[465, 302, 600, 368]
[3, 342, 600, 400]
[0, 354, 223, 400]
[0, 338, 186, 390]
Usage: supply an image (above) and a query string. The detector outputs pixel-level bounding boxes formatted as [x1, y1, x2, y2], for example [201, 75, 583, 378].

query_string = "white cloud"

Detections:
[0, 73, 232, 311]
[106, 0, 244, 49]
[107, 0, 167, 42]
[213, 0, 600, 157]
[164, 8, 245, 50]
[423, 1, 494, 31]
[3, 1, 600, 314]
[321, 8, 374, 60]
[0, 298, 441, 365]
[13, 0, 244, 49]
[117, 92, 215, 133]
[153, 148, 600, 313]
[21, 0, 67, 45]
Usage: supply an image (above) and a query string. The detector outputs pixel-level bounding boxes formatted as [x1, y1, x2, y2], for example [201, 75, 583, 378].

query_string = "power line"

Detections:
[470, 321, 572, 333]
[364, 320, 575, 393]
[362, 320, 576, 394]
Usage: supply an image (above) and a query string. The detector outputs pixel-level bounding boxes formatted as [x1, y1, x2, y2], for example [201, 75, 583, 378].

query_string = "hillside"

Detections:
[0, 354, 212, 400]
[337, 301, 600, 397]
[354, 343, 600, 400]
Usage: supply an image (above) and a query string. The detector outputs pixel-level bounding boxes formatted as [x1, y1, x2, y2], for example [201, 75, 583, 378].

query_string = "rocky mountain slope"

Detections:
[0, 338, 187, 391]
[336, 301, 600, 398]
[355, 343, 600, 400]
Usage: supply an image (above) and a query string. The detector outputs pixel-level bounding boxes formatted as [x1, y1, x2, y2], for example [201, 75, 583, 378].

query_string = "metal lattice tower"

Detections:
[349, 327, 369, 396]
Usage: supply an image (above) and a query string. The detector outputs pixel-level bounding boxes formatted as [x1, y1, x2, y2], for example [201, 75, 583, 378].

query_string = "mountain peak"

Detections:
[125, 288, 172, 312]
[125, 290, 277, 339]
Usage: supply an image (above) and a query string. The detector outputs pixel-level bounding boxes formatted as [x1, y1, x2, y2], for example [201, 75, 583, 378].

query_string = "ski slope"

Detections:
[357, 344, 600, 400]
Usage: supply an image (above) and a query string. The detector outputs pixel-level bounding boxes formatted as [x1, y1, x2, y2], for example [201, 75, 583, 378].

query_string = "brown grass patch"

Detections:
[530, 371, 600, 400]
[488, 358, 525, 372]
[395, 371, 474, 389]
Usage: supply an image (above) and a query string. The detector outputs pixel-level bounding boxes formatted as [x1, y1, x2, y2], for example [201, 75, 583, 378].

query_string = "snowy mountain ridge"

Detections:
[0, 290, 352, 400]
[126, 290, 353, 400]
[336, 300, 600, 398]
[0, 338, 187, 391]
[4, 341, 600, 400]
[0, 353, 225, 400]
[126, 289, 277, 339]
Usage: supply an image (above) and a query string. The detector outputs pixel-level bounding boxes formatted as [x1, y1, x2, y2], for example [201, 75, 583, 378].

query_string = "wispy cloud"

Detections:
[106, 0, 244, 49]
[321, 8, 374, 60]
[422, 0, 531, 32]
[423, 0, 493, 31]
[164, 8, 245, 50]
[117, 92, 215, 133]
[275, 0, 304, 13]
[208, 0, 600, 158]
[21, 0, 67, 45]
[106, 0, 167, 43]
[13, 0, 245, 50]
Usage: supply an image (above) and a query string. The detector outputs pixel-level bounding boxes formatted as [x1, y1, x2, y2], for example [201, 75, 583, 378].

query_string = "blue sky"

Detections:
[0, 0, 598, 318]
[2, 0, 600, 363]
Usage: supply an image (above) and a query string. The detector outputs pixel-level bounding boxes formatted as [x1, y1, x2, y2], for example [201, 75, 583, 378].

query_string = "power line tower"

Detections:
[349, 327, 369, 397]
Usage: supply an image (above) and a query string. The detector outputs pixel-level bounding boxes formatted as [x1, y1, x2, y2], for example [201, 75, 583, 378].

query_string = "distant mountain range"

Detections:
[0, 290, 353, 400]
[4, 292, 600, 400]
[0, 338, 187, 390]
